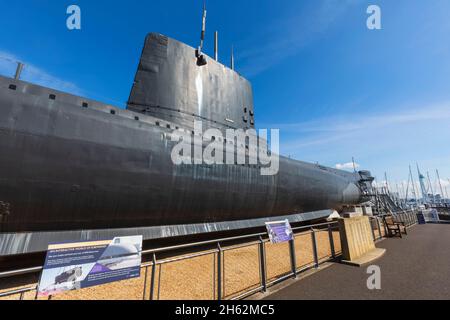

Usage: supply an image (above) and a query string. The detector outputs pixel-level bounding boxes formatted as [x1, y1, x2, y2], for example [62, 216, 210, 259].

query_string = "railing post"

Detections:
[289, 238, 297, 278]
[328, 224, 336, 259]
[142, 266, 148, 300]
[34, 285, 39, 300]
[150, 253, 157, 301]
[258, 236, 267, 293]
[370, 218, 376, 242]
[217, 243, 222, 301]
[376, 218, 382, 240]
[311, 229, 319, 268]
[19, 292, 24, 300]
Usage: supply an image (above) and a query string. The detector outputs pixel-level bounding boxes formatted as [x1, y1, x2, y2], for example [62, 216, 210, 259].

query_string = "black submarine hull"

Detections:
[0, 34, 372, 256]
[0, 79, 362, 232]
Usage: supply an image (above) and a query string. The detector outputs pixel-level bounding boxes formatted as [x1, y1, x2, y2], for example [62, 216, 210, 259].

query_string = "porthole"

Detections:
[110, 110, 116, 115]
[82, 102, 88, 108]
[8, 84, 16, 90]
[49, 94, 56, 100]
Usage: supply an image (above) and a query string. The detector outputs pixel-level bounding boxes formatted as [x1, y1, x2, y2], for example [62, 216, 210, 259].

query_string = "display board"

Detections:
[422, 209, 440, 223]
[417, 213, 426, 224]
[38, 236, 142, 297]
[265, 220, 294, 244]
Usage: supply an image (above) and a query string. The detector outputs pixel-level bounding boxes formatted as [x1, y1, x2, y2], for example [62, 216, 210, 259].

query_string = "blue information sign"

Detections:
[38, 236, 142, 297]
[266, 220, 294, 244]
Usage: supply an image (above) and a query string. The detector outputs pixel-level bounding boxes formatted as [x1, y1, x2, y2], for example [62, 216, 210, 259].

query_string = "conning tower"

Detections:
[127, 33, 255, 132]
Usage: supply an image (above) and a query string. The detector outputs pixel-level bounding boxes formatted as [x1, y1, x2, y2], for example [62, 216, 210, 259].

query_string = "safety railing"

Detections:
[0, 221, 341, 301]
[0, 212, 419, 301]
[369, 210, 418, 242]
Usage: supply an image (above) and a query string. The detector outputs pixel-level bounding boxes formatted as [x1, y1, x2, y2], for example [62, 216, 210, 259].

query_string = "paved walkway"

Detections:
[264, 224, 450, 300]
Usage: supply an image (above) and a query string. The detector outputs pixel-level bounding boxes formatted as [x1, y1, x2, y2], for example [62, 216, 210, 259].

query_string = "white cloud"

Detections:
[0, 51, 81, 95]
[269, 102, 450, 152]
[263, 101, 450, 182]
[440, 179, 450, 188]
[336, 162, 360, 170]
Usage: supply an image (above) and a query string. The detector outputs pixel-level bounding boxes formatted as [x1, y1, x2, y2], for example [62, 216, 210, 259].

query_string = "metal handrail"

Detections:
[1, 214, 419, 301]
[0, 266, 43, 279]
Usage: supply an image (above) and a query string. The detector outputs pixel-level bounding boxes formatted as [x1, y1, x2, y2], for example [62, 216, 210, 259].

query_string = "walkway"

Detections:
[264, 224, 450, 300]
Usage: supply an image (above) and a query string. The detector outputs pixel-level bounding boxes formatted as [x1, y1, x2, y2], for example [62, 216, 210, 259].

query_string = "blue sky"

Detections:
[1, 0, 450, 196]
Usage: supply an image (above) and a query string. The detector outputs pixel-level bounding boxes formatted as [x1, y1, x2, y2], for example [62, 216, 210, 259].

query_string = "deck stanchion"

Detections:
[34, 287, 38, 300]
[258, 236, 267, 292]
[217, 243, 222, 301]
[376, 218, 383, 239]
[328, 224, 336, 259]
[142, 266, 148, 300]
[311, 229, 319, 268]
[370, 218, 376, 242]
[19, 292, 24, 300]
[289, 238, 297, 278]
[150, 253, 157, 301]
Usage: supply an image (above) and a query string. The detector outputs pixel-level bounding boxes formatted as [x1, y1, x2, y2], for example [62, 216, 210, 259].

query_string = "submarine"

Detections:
[0, 19, 373, 256]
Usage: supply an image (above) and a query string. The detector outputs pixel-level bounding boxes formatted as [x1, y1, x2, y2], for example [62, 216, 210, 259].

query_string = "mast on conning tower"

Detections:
[195, 1, 208, 66]
[230, 45, 235, 70]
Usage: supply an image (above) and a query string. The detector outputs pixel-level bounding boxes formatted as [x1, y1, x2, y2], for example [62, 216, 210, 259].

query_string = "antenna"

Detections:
[214, 31, 219, 61]
[230, 45, 235, 70]
[447, 178, 450, 201]
[195, 1, 208, 66]
[384, 172, 390, 194]
[15, 62, 24, 80]
[401, 181, 406, 201]
[406, 165, 417, 204]
[436, 169, 445, 204]
[427, 171, 435, 204]
[352, 157, 357, 173]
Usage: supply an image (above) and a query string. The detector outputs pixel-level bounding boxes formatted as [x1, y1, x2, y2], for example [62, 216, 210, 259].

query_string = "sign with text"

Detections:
[423, 209, 440, 223]
[38, 236, 142, 297]
[266, 220, 294, 244]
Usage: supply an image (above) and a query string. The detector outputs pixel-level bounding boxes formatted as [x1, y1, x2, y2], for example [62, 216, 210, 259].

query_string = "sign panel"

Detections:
[38, 236, 142, 297]
[421, 209, 440, 224]
[417, 213, 426, 225]
[265, 220, 294, 244]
